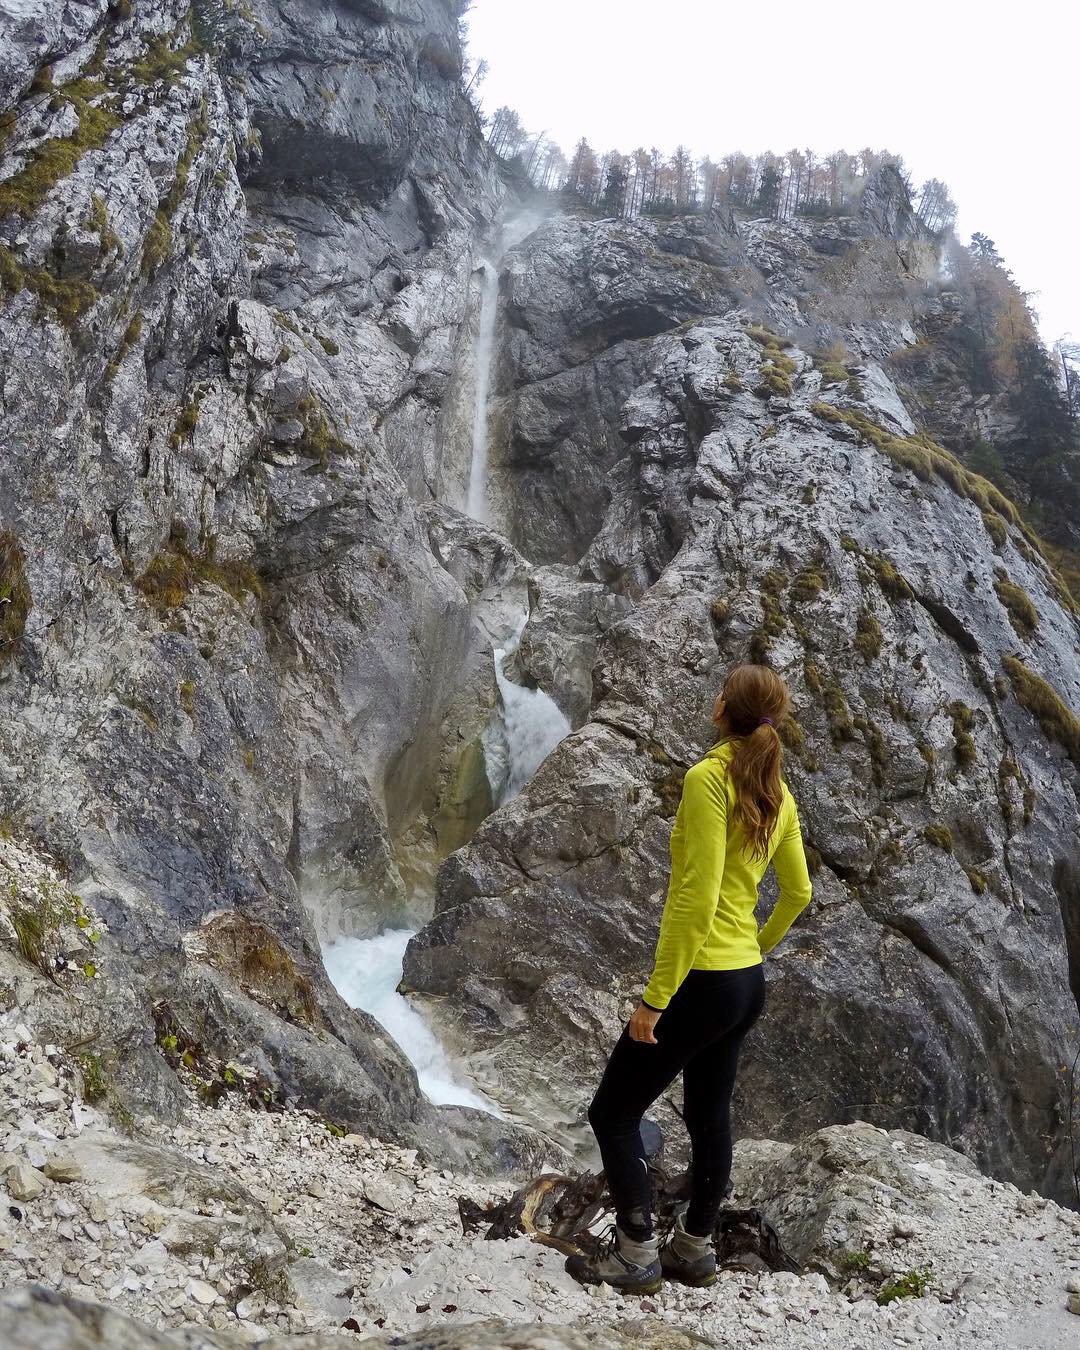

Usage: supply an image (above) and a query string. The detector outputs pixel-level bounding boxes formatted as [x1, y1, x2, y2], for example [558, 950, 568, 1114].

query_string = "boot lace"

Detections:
[594, 1223, 619, 1261]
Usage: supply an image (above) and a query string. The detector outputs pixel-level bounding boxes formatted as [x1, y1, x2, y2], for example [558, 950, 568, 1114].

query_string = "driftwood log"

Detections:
[459, 1164, 799, 1272]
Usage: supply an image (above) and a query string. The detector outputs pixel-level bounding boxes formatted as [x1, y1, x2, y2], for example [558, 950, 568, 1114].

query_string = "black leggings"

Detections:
[588, 965, 766, 1239]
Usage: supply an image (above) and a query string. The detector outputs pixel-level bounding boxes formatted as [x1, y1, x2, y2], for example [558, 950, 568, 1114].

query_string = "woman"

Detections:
[567, 664, 813, 1294]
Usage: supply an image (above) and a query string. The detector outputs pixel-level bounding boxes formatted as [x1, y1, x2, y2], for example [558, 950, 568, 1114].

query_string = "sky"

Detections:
[463, 0, 1078, 345]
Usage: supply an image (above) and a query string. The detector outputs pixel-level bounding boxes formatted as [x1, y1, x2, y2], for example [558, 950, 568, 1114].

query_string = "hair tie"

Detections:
[758, 717, 774, 726]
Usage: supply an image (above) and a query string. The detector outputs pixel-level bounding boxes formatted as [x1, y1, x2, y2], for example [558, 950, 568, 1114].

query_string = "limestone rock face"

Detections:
[0, 0, 1078, 1237]
[0, 0, 531, 1159]
[406, 221, 1080, 1202]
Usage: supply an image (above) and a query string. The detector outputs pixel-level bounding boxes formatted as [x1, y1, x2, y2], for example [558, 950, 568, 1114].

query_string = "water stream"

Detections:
[485, 620, 571, 805]
[465, 259, 499, 524]
[324, 215, 557, 1120]
[322, 930, 493, 1112]
[463, 211, 544, 526]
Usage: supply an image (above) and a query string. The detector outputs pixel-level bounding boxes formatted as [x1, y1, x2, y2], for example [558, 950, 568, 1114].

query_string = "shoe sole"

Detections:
[567, 1275, 664, 1295]
[663, 1269, 718, 1288]
[618, 1277, 662, 1295]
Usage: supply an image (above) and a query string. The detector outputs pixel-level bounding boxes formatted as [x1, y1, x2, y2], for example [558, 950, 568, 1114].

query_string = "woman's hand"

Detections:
[628, 1002, 661, 1044]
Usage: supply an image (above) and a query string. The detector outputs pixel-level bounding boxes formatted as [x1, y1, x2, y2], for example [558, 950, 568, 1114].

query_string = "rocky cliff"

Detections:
[0, 0, 539, 1169]
[405, 202, 1080, 1203]
[0, 3, 1079, 1344]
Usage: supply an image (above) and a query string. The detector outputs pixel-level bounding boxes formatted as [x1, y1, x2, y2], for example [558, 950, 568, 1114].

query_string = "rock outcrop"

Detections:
[0, 0, 548, 1163]
[406, 210, 1080, 1203]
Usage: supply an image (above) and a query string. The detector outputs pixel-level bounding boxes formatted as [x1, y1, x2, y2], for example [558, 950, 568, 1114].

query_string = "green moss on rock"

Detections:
[867, 553, 914, 602]
[948, 701, 977, 767]
[140, 211, 172, 276]
[87, 192, 120, 254]
[854, 611, 882, 660]
[748, 568, 787, 663]
[135, 523, 262, 611]
[297, 397, 351, 467]
[0, 245, 98, 326]
[0, 76, 120, 221]
[982, 511, 1008, 548]
[823, 681, 854, 742]
[130, 32, 201, 86]
[170, 394, 202, 446]
[790, 566, 826, 607]
[923, 824, 954, 852]
[755, 360, 793, 400]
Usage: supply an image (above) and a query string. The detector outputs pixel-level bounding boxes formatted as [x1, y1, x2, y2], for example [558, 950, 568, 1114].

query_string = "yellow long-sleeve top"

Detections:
[642, 738, 813, 1010]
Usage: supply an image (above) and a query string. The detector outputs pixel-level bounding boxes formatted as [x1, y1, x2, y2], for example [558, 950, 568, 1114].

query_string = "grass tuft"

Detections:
[1002, 656, 1080, 764]
[813, 402, 1077, 611]
[789, 566, 826, 606]
[948, 701, 977, 767]
[141, 211, 172, 276]
[0, 95, 120, 220]
[78, 1052, 109, 1104]
[994, 577, 1038, 639]
[854, 611, 882, 661]
[748, 568, 787, 664]
[877, 1266, 933, 1305]
[0, 531, 33, 663]
[135, 522, 262, 611]
[0, 243, 98, 326]
[923, 824, 954, 852]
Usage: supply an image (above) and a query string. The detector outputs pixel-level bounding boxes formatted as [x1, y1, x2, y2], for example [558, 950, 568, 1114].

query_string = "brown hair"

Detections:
[714, 664, 790, 860]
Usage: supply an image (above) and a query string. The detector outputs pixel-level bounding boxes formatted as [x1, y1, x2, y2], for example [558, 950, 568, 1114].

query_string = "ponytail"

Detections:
[729, 722, 784, 860]
[714, 664, 790, 860]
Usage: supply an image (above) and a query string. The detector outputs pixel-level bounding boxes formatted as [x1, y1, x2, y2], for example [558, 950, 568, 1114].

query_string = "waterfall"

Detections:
[322, 930, 495, 1112]
[463, 211, 545, 525]
[485, 621, 571, 805]
[465, 259, 499, 524]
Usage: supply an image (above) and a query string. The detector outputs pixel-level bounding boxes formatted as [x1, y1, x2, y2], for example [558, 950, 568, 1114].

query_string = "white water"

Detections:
[322, 930, 492, 1112]
[465, 259, 500, 523]
[464, 212, 546, 526]
[487, 621, 571, 804]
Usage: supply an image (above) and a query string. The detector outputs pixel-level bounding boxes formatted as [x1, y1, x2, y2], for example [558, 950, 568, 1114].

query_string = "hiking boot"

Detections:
[660, 1212, 717, 1287]
[565, 1224, 662, 1294]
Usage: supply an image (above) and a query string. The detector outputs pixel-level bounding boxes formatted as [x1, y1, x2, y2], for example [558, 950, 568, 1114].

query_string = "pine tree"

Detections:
[629, 148, 650, 216]
[566, 138, 599, 200]
[601, 153, 629, 216]
[1011, 338, 1075, 450]
[699, 157, 719, 211]
[916, 178, 957, 233]
[488, 107, 523, 157]
[671, 146, 694, 208]
[755, 156, 783, 218]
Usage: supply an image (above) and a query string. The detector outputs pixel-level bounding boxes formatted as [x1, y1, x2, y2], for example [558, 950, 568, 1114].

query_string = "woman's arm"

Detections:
[642, 762, 729, 1011]
[757, 799, 813, 954]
